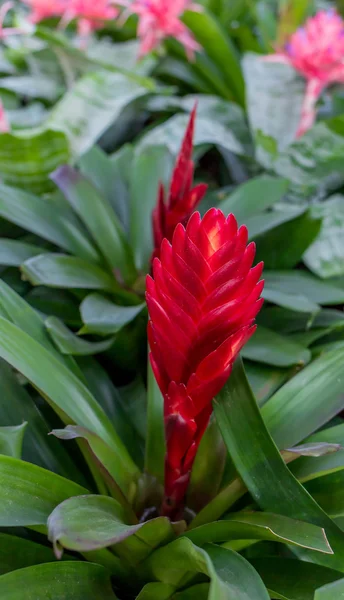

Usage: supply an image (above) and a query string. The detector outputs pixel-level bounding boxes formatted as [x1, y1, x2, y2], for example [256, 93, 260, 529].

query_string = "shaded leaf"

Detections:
[0, 533, 62, 576]
[0, 424, 27, 459]
[80, 294, 145, 336]
[46, 317, 114, 356]
[241, 326, 310, 367]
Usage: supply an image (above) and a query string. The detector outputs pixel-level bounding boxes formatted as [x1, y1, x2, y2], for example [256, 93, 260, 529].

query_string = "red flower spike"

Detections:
[152, 105, 208, 262]
[146, 208, 264, 519]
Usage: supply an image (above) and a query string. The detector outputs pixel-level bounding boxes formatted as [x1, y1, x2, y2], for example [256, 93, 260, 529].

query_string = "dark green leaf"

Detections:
[185, 512, 331, 553]
[80, 294, 145, 335]
[303, 195, 344, 279]
[241, 326, 310, 367]
[214, 359, 344, 571]
[315, 577, 344, 599]
[52, 166, 137, 285]
[0, 424, 27, 459]
[264, 271, 344, 306]
[0, 129, 70, 194]
[218, 176, 289, 223]
[145, 363, 165, 483]
[0, 533, 61, 576]
[0, 455, 87, 526]
[0, 239, 46, 267]
[262, 347, 344, 450]
[130, 145, 173, 271]
[0, 562, 117, 599]
[45, 317, 114, 356]
[21, 254, 117, 292]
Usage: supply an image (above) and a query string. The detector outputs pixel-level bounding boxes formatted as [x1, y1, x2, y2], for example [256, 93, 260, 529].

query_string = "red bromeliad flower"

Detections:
[146, 208, 264, 518]
[0, 100, 10, 133]
[116, 0, 201, 59]
[23, 0, 67, 22]
[265, 10, 344, 136]
[152, 106, 208, 262]
[63, 0, 118, 37]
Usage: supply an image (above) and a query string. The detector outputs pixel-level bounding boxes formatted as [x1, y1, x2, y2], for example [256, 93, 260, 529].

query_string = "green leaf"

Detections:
[246, 205, 305, 239]
[183, 9, 245, 106]
[254, 209, 322, 269]
[26, 287, 81, 326]
[173, 584, 209, 600]
[0, 239, 46, 267]
[262, 347, 344, 450]
[144, 538, 269, 599]
[264, 271, 344, 306]
[0, 182, 99, 263]
[241, 326, 311, 367]
[130, 145, 173, 271]
[273, 119, 344, 201]
[0, 424, 27, 459]
[0, 455, 87, 526]
[136, 583, 176, 599]
[48, 70, 150, 157]
[243, 53, 304, 160]
[245, 361, 290, 406]
[48, 494, 179, 563]
[0, 129, 70, 194]
[45, 317, 114, 356]
[250, 558, 342, 600]
[0, 317, 137, 479]
[303, 195, 344, 279]
[315, 578, 344, 599]
[0, 562, 117, 599]
[0, 359, 83, 481]
[218, 176, 289, 223]
[262, 287, 320, 314]
[139, 113, 244, 156]
[52, 166, 137, 285]
[185, 512, 332, 553]
[145, 363, 166, 483]
[21, 254, 117, 292]
[0, 533, 61, 576]
[214, 359, 344, 571]
[51, 425, 139, 503]
[80, 294, 145, 335]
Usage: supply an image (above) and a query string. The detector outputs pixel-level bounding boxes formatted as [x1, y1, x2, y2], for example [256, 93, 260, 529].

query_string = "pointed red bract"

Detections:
[152, 106, 208, 262]
[146, 208, 264, 518]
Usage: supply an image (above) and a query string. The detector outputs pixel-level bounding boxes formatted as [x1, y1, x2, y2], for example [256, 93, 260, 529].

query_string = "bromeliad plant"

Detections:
[1, 107, 344, 600]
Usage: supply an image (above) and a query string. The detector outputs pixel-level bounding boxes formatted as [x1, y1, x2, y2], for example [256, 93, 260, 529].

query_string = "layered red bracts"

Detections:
[146, 208, 264, 519]
[151, 106, 208, 262]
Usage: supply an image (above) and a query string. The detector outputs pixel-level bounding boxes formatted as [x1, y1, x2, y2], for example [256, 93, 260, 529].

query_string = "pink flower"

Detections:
[265, 10, 344, 136]
[64, 0, 118, 36]
[117, 0, 201, 59]
[0, 100, 10, 133]
[23, 0, 67, 23]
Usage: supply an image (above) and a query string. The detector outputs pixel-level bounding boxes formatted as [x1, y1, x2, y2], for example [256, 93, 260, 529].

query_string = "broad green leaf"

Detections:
[183, 9, 245, 105]
[136, 583, 176, 599]
[241, 326, 310, 367]
[0, 182, 99, 263]
[0, 562, 117, 599]
[139, 113, 244, 156]
[130, 145, 173, 271]
[48, 70, 150, 157]
[264, 271, 344, 306]
[145, 363, 166, 483]
[45, 317, 114, 356]
[0, 317, 138, 481]
[0, 455, 87, 526]
[0, 424, 27, 459]
[254, 209, 322, 269]
[185, 512, 331, 553]
[315, 578, 344, 599]
[262, 287, 320, 314]
[243, 53, 304, 159]
[48, 495, 179, 563]
[258, 307, 344, 335]
[77, 358, 145, 467]
[0, 129, 70, 194]
[0, 359, 83, 481]
[21, 254, 117, 292]
[303, 195, 344, 279]
[218, 176, 289, 223]
[0, 75, 60, 102]
[52, 166, 137, 285]
[245, 361, 290, 406]
[145, 538, 269, 599]
[273, 118, 344, 201]
[78, 145, 132, 231]
[173, 584, 209, 599]
[0, 533, 61, 576]
[80, 294, 145, 335]
[246, 205, 305, 240]
[26, 287, 80, 326]
[52, 425, 139, 503]
[262, 347, 344, 449]
[214, 359, 344, 571]
[306, 471, 344, 517]
[0, 239, 46, 266]
[250, 558, 342, 600]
